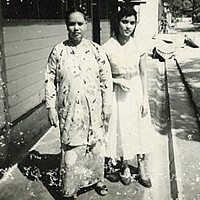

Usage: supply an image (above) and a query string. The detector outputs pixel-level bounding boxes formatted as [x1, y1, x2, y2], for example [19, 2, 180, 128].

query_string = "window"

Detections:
[2, 0, 66, 20]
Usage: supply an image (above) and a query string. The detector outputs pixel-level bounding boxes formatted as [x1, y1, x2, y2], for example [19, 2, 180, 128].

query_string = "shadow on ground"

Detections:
[18, 151, 139, 200]
[18, 150, 111, 199]
[179, 57, 200, 111]
[168, 60, 200, 142]
[17, 150, 71, 200]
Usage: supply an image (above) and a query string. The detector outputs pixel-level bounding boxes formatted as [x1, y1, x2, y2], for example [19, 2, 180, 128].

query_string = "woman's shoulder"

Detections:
[130, 36, 140, 45]
[48, 41, 67, 58]
[102, 37, 117, 52]
[88, 40, 101, 49]
[84, 39, 107, 54]
[102, 37, 115, 47]
[131, 36, 147, 55]
[52, 40, 68, 51]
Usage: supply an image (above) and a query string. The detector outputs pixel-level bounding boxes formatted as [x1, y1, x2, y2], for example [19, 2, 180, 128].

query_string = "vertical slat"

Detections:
[0, 0, 10, 167]
[0, 2, 11, 131]
[92, 0, 100, 44]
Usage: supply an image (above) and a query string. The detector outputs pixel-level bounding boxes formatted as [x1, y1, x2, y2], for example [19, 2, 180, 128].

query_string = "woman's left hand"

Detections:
[104, 114, 111, 133]
[140, 100, 148, 118]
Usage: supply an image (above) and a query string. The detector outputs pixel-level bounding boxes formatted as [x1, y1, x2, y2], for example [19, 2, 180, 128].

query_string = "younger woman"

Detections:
[103, 6, 153, 188]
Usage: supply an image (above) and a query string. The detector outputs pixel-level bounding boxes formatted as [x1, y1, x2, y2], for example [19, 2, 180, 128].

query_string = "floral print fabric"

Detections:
[45, 38, 112, 146]
[45, 38, 112, 195]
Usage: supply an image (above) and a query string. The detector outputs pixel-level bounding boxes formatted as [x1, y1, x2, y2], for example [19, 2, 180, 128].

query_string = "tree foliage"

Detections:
[163, 0, 200, 17]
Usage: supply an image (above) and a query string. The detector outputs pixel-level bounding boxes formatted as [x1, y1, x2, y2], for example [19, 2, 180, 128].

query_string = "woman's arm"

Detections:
[97, 45, 113, 131]
[45, 47, 59, 127]
[139, 52, 148, 117]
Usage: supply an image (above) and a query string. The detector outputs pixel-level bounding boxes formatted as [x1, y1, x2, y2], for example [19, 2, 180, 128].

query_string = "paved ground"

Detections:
[0, 52, 170, 200]
[167, 28, 200, 199]
[0, 54, 170, 200]
[0, 22, 200, 200]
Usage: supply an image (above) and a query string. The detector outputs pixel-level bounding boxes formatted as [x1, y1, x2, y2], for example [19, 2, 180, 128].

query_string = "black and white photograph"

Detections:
[0, 0, 200, 199]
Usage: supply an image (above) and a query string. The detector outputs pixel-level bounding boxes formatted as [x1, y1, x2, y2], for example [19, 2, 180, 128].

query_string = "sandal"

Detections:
[120, 162, 132, 186]
[95, 182, 108, 196]
[62, 188, 78, 199]
[106, 172, 120, 182]
[135, 175, 152, 188]
[136, 154, 152, 188]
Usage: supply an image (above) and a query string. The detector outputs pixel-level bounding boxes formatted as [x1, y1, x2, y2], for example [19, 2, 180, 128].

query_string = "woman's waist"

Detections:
[112, 71, 139, 80]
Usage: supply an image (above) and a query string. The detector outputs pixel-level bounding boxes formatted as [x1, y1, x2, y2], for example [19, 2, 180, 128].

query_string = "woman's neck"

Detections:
[69, 38, 83, 46]
[117, 35, 130, 46]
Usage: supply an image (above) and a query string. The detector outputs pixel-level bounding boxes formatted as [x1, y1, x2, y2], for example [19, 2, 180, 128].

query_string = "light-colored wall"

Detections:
[135, 0, 159, 46]
[3, 22, 67, 122]
[100, 20, 110, 45]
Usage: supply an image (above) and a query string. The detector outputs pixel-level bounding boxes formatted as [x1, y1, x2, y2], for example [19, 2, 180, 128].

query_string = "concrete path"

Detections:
[0, 55, 170, 200]
[167, 40, 200, 199]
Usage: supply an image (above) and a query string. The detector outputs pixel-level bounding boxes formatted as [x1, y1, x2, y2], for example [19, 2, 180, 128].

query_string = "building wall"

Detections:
[1, 18, 110, 129]
[100, 20, 111, 45]
[1, 21, 94, 126]
[0, 55, 6, 129]
[135, 0, 159, 46]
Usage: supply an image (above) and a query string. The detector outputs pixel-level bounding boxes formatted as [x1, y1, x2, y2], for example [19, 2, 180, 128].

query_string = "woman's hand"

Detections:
[104, 114, 111, 133]
[48, 107, 59, 127]
[140, 100, 148, 118]
[113, 78, 131, 91]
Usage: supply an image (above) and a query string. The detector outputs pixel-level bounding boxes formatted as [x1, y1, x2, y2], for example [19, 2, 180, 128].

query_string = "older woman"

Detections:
[45, 7, 112, 198]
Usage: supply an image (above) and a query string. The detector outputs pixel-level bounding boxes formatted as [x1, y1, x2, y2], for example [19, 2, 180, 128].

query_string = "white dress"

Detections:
[103, 37, 158, 160]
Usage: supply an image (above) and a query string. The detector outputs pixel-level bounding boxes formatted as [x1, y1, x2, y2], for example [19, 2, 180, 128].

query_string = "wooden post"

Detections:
[91, 0, 100, 44]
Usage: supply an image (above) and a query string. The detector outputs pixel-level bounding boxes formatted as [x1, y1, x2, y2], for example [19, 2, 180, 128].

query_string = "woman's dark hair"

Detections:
[65, 6, 87, 25]
[111, 6, 137, 37]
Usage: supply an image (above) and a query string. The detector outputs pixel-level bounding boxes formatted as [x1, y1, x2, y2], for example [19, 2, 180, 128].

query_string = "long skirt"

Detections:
[60, 140, 105, 196]
[105, 76, 160, 160]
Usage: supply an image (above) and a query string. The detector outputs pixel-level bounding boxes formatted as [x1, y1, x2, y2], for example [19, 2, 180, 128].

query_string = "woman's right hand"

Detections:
[113, 78, 131, 92]
[48, 107, 59, 127]
[140, 100, 148, 118]
[104, 115, 110, 133]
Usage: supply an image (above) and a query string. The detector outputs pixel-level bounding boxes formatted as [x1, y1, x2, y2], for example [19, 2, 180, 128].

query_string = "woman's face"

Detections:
[118, 15, 136, 37]
[67, 12, 87, 45]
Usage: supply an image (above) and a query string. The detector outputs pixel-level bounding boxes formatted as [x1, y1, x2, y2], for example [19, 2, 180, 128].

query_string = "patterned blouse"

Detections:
[45, 39, 112, 146]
